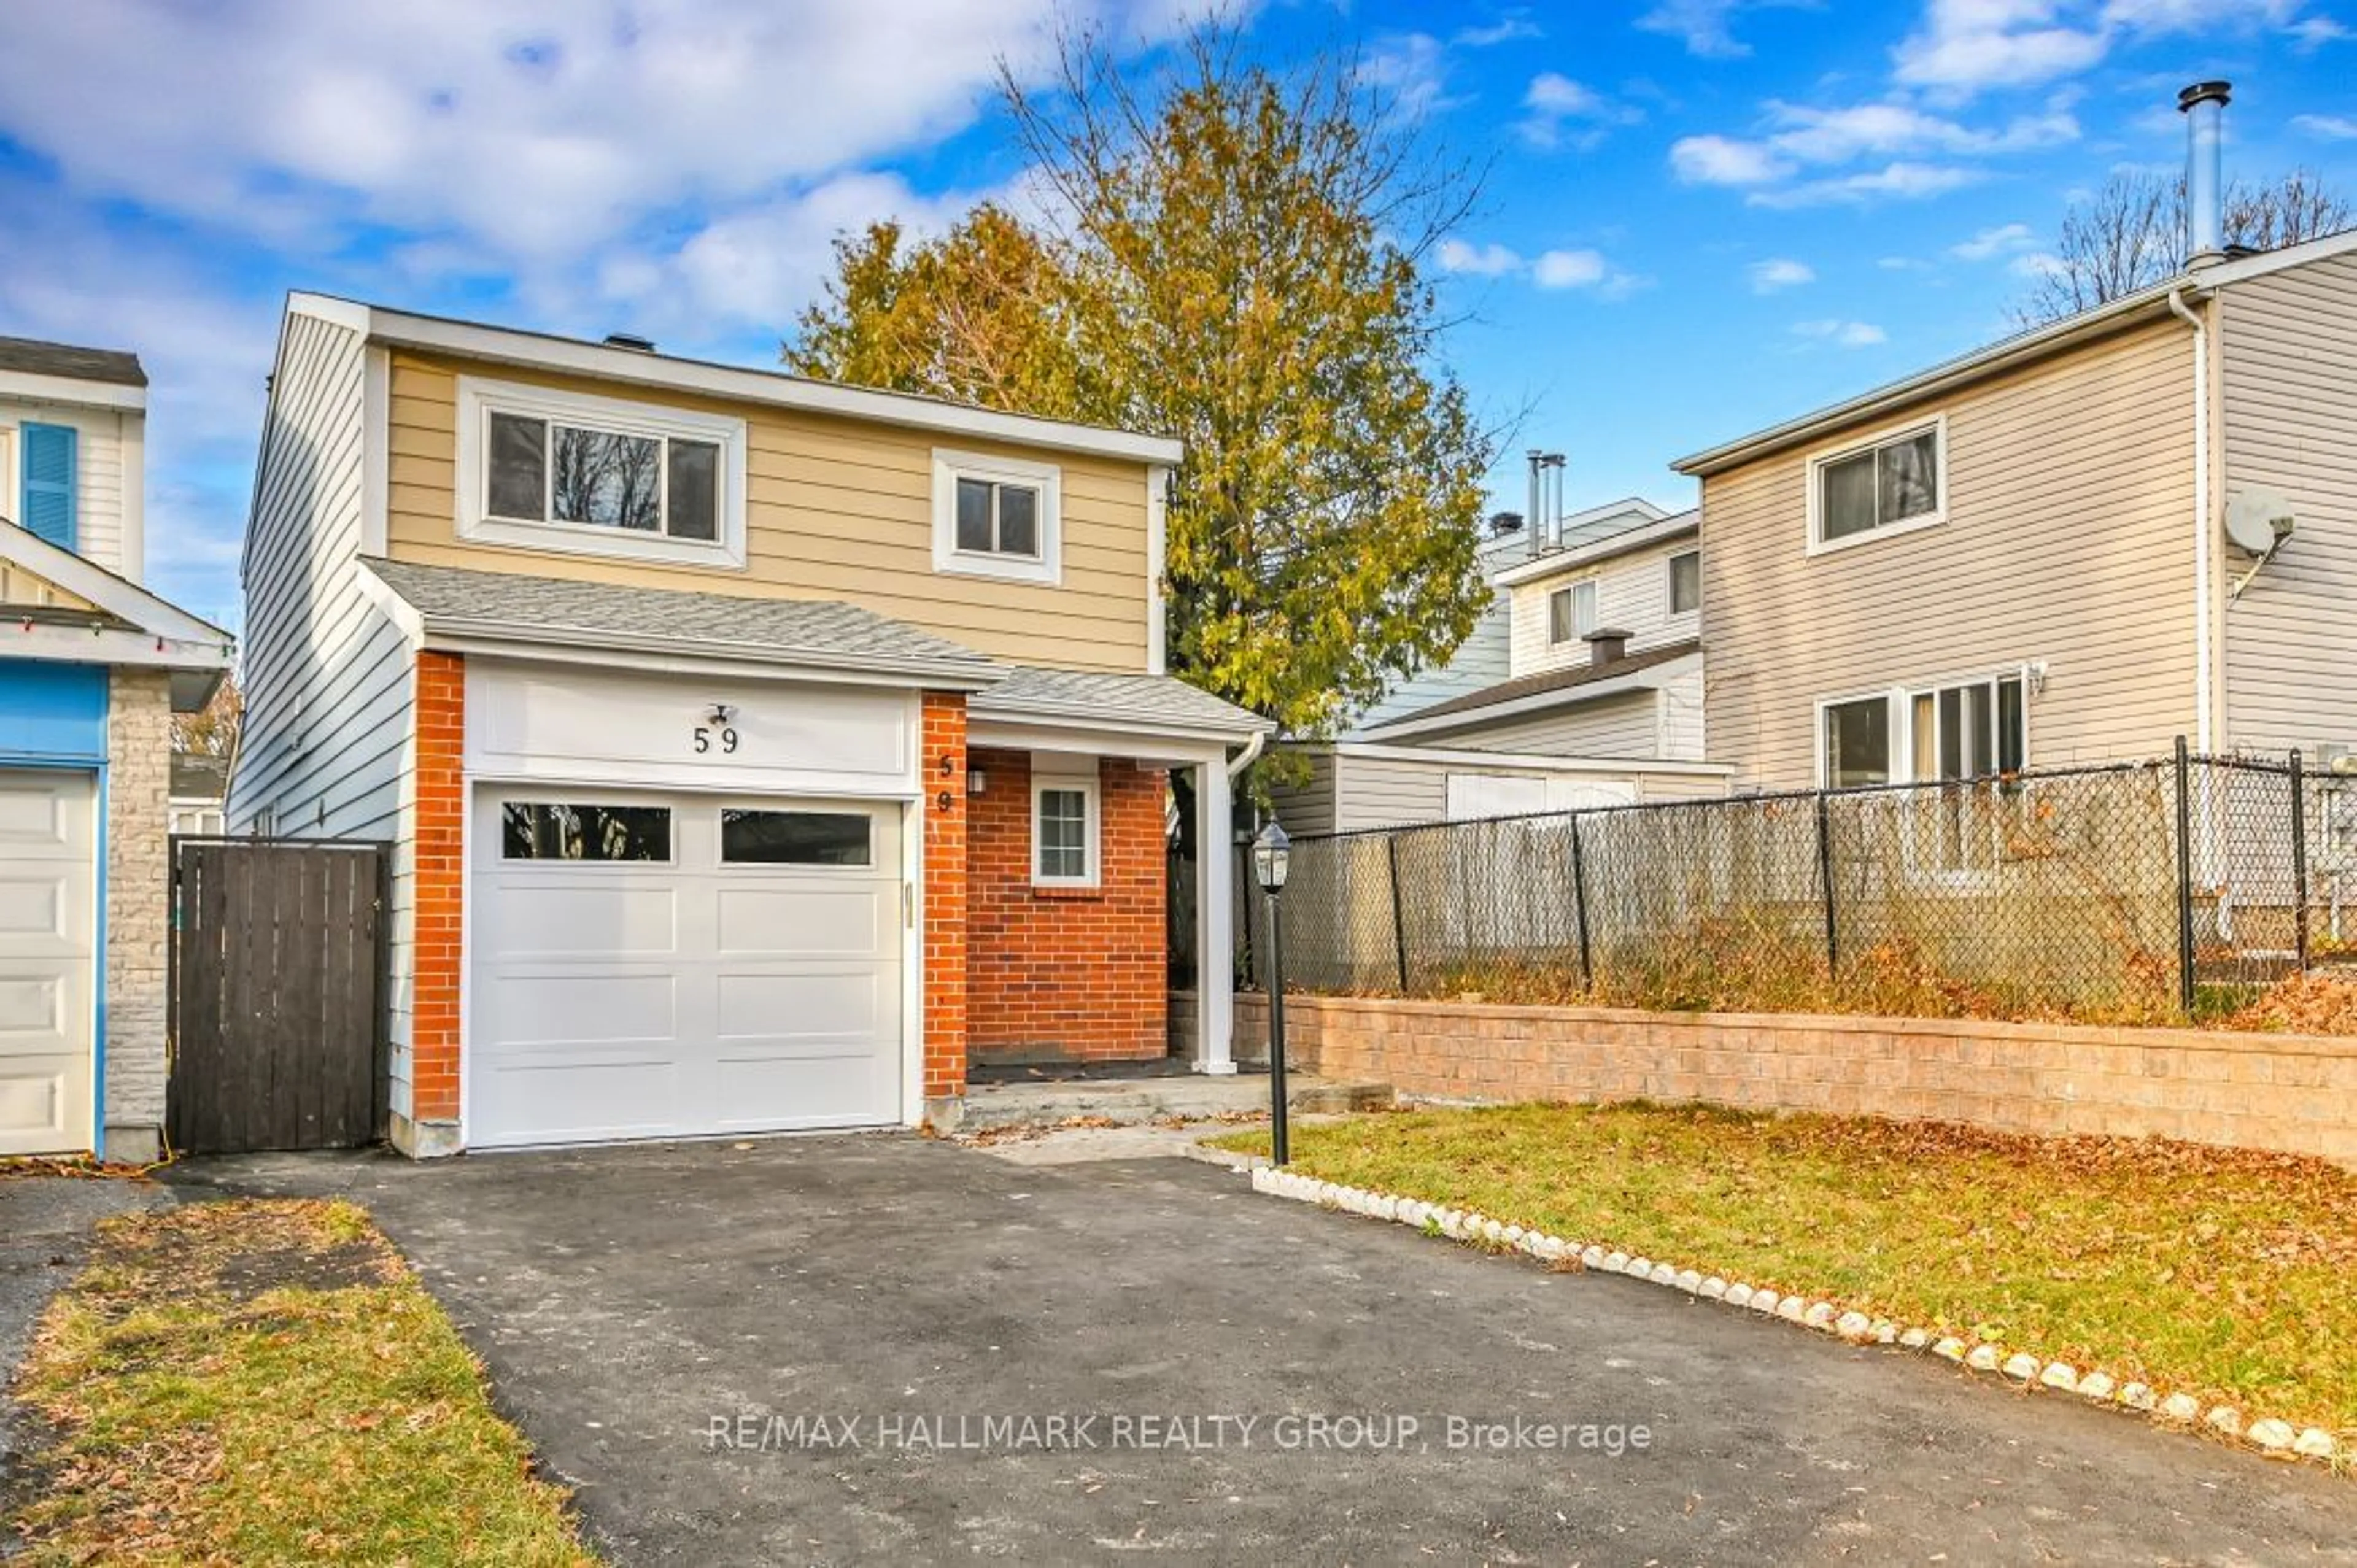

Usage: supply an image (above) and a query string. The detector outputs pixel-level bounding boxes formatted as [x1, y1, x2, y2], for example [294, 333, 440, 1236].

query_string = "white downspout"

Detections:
[1225, 728, 1266, 781]
[2167, 285, 2213, 755]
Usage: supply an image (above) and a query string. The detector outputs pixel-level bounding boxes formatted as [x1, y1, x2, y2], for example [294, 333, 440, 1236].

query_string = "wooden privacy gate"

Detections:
[168, 838, 390, 1155]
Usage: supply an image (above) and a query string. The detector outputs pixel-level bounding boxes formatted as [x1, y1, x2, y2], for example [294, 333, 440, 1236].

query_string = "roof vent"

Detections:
[2178, 80, 2231, 268]
[1487, 510, 1525, 536]
[603, 331, 657, 352]
[1585, 628, 1632, 667]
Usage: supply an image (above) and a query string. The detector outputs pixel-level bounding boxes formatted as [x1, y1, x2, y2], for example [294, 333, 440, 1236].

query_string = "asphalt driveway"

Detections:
[171, 1137, 2357, 1566]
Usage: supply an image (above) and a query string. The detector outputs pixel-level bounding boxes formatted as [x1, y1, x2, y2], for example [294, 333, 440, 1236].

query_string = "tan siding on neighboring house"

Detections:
[2220, 250, 2357, 756]
[1268, 750, 1339, 838]
[1701, 318, 2199, 790]
[0, 559, 96, 610]
[1418, 689, 1663, 757]
[1508, 535, 1701, 676]
[382, 352, 1152, 673]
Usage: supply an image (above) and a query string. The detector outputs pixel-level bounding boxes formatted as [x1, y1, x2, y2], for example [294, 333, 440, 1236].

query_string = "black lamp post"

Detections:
[1252, 820, 1292, 1166]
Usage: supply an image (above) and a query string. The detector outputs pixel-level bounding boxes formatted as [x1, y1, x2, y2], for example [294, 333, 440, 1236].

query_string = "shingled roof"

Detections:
[0, 336, 146, 387]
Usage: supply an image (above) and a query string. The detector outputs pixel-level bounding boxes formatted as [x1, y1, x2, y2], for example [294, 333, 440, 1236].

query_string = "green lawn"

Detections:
[6, 1198, 593, 1565]
[1216, 1104, 2357, 1437]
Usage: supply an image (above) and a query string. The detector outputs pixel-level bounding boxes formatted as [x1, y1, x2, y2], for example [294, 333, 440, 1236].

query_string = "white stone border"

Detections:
[1245, 1164, 2343, 1467]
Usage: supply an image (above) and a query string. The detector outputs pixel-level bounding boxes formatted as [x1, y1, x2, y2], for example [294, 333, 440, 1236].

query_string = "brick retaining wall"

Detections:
[1235, 994, 2357, 1165]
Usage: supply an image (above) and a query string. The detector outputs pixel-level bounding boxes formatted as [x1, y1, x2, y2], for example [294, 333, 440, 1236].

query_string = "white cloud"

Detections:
[1950, 221, 2038, 259]
[0, 0, 1182, 268]
[1431, 238, 1638, 295]
[2294, 112, 2357, 140]
[1671, 98, 2072, 197]
[1454, 17, 1545, 47]
[1793, 317, 1888, 347]
[1747, 257, 1816, 292]
[2009, 250, 2070, 279]
[1437, 238, 1527, 277]
[2288, 14, 2353, 46]
[1518, 72, 1642, 149]
[1359, 33, 1463, 124]
[1671, 134, 1796, 185]
[1894, 0, 2110, 96]
[1747, 160, 1983, 207]
[1533, 249, 1609, 288]
[1636, 0, 1808, 58]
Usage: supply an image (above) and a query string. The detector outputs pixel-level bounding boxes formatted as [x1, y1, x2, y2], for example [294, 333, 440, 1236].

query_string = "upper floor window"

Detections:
[1808, 419, 1943, 552]
[1668, 549, 1701, 614]
[933, 449, 1062, 586]
[1547, 579, 1597, 644]
[458, 377, 746, 570]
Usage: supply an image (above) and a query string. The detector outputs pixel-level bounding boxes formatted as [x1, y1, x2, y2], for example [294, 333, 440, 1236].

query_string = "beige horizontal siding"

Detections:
[1701, 317, 2199, 790]
[2220, 251, 2357, 756]
[1508, 536, 1700, 676]
[1417, 689, 1663, 757]
[1333, 755, 1450, 832]
[382, 352, 1152, 672]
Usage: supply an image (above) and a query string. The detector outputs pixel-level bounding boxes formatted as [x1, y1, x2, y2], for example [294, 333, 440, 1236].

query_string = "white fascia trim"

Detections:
[1674, 286, 2181, 476]
[2, 620, 231, 671]
[1330, 741, 1733, 775]
[0, 523, 231, 645]
[2192, 225, 2357, 287]
[968, 697, 1271, 744]
[0, 369, 145, 412]
[1145, 464, 1169, 676]
[1491, 513, 1699, 587]
[1360, 652, 1702, 743]
[296, 292, 1186, 466]
[361, 346, 390, 555]
[968, 716, 1231, 768]
[425, 627, 1002, 691]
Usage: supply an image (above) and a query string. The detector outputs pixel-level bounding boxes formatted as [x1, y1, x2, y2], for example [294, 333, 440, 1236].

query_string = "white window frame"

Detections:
[455, 376, 748, 570]
[933, 447, 1062, 587]
[1804, 415, 1948, 558]
[1030, 760, 1100, 888]
[1547, 579, 1598, 645]
[1667, 549, 1701, 616]
[1813, 666, 2034, 789]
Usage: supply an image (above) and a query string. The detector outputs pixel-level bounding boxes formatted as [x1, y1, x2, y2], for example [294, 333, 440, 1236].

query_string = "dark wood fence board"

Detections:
[168, 838, 389, 1156]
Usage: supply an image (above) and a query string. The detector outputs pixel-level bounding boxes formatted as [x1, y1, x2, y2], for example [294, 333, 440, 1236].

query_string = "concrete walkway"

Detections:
[168, 1136, 2357, 1566]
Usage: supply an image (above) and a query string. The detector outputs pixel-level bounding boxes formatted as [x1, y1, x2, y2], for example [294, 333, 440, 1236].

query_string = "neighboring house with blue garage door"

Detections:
[0, 336, 231, 1161]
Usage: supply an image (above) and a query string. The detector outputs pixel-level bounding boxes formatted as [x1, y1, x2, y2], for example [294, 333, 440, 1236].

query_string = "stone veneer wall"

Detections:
[103, 667, 173, 1161]
[1236, 993, 2357, 1166]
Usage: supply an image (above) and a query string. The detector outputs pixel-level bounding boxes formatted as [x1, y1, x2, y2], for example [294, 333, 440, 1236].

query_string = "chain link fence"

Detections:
[1243, 744, 2351, 1023]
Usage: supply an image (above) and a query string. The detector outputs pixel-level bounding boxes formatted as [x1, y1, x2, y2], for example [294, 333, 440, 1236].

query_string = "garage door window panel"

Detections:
[721, 809, 873, 867]
[500, 803, 673, 862]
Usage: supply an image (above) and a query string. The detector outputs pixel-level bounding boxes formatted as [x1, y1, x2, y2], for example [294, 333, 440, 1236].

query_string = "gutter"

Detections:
[2166, 285, 2214, 754]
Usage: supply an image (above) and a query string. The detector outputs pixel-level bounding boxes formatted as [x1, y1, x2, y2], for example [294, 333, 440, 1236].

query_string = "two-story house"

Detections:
[228, 295, 1266, 1156]
[1673, 216, 2357, 795]
[1272, 498, 1730, 833]
[0, 336, 231, 1161]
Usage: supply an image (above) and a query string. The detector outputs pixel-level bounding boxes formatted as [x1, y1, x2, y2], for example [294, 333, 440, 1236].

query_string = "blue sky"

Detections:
[3, 0, 2353, 630]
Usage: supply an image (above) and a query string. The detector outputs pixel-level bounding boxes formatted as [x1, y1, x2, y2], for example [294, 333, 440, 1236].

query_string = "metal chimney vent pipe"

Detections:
[2178, 80, 2231, 268]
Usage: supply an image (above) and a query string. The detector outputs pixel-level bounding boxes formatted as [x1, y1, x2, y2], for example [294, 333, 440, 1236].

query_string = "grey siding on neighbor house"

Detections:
[1267, 750, 1339, 838]
[2220, 250, 2357, 757]
[226, 312, 420, 1108]
[1333, 755, 1450, 832]
[1416, 687, 1662, 757]
[1702, 317, 2199, 791]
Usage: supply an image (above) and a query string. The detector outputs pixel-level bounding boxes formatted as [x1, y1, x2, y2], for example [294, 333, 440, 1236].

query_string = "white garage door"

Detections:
[0, 770, 96, 1157]
[469, 789, 904, 1148]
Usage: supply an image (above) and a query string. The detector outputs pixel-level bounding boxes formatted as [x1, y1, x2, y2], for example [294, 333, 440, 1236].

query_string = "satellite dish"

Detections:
[2224, 487, 2296, 555]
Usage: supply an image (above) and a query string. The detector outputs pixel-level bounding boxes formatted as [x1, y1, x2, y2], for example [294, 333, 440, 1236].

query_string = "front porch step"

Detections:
[958, 1072, 1393, 1132]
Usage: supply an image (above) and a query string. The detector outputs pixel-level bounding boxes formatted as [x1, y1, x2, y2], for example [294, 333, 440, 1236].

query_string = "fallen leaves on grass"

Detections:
[1214, 1103, 2357, 1437]
[6, 1198, 592, 1566]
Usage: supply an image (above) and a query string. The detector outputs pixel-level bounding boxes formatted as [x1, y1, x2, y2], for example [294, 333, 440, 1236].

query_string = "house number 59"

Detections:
[692, 725, 740, 755]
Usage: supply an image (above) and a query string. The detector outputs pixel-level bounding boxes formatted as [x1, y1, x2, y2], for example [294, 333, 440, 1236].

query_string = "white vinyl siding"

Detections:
[2220, 250, 2357, 758]
[0, 403, 137, 579]
[1702, 319, 2197, 792]
[227, 313, 425, 1115]
[1509, 533, 1702, 677]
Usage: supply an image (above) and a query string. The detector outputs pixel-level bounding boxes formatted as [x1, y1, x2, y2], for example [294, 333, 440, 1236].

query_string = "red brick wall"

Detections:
[920, 694, 969, 1110]
[967, 748, 1168, 1062]
[411, 651, 465, 1124]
